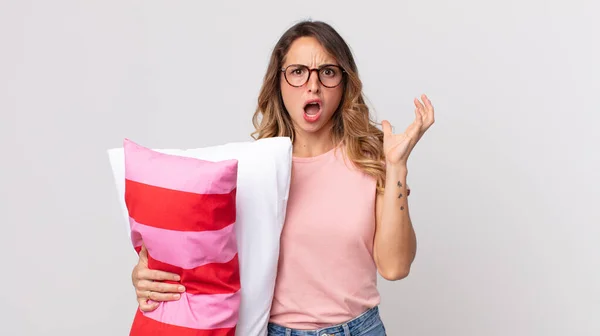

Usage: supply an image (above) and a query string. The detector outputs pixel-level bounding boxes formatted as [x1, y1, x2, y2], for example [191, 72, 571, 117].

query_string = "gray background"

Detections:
[2, 0, 599, 335]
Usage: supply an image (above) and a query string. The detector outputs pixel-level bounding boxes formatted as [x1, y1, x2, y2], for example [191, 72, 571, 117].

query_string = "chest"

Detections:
[281, 162, 377, 245]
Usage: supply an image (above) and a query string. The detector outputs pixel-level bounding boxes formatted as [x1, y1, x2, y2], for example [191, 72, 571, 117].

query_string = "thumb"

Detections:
[381, 120, 393, 139]
[139, 244, 149, 263]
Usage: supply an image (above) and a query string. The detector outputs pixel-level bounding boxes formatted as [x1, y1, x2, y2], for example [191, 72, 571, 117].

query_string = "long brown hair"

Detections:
[251, 20, 386, 193]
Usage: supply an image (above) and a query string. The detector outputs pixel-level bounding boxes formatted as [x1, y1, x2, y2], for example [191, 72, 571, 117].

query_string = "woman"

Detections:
[131, 20, 434, 335]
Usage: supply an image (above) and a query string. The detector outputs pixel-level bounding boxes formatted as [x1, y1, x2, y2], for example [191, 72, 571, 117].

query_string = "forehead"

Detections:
[283, 36, 337, 66]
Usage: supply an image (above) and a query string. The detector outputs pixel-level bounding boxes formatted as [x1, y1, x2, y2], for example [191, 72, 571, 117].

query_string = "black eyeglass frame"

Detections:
[280, 63, 346, 88]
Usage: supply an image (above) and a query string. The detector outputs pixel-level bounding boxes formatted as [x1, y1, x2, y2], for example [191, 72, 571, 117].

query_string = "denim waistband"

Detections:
[267, 306, 383, 336]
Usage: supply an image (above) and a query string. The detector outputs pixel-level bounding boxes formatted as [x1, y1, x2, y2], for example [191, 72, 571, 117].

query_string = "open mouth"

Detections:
[303, 100, 322, 122]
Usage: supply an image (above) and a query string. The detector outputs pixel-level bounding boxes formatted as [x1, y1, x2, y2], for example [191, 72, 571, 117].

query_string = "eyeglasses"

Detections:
[281, 64, 346, 88]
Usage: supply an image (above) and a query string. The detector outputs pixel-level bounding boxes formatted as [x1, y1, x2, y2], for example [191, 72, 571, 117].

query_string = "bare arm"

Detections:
[373, 94, 435, 281]
[373, 164, 416, 280]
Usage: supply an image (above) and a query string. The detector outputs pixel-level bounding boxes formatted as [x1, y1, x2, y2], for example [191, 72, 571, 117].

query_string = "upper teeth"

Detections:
[308, 102, 318, 106]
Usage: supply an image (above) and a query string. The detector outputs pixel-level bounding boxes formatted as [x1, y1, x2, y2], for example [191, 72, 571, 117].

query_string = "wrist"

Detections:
[385, 161, 408, 176]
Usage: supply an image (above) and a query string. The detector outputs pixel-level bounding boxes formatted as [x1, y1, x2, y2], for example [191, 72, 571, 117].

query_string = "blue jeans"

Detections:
[267, 306, 386, 336]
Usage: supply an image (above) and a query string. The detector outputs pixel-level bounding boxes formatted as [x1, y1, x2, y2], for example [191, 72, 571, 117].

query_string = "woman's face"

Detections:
[280, 36, 344, 137]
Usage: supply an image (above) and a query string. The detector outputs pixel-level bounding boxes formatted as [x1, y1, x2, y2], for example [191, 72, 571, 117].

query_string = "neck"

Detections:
[292, 125, 336, 158]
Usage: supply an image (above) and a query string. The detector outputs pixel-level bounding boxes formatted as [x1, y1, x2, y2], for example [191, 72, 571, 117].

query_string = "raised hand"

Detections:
[382, 94, 435, 166]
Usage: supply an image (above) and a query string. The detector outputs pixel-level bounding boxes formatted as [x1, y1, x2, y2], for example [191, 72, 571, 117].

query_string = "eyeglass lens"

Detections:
[284, 65, 343, 87]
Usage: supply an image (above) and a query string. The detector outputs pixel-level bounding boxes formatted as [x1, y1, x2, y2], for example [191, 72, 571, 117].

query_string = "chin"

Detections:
[297, 124, 323, 134]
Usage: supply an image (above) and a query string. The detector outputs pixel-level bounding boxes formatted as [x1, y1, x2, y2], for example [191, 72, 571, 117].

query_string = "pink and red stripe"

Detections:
[124, 139, 240, 336]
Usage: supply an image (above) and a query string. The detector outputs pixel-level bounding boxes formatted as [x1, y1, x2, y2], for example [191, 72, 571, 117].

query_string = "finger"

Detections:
[149, 269, 181, 282]
[421, 94, 435, 124]
[135, 278, 181, 292]
[402, 112, 422, 142]
[414, 97, 426, 116]
[139, 245, 148, 263]
[136, 288, 152, 300]
[148, 290, 182, 302]
[149, 280, 186, 294]
[397, 123, 416, 147]
[381, 120, 393, 139]
[414, 100, 426, 128]
[406, 120, 421, 141]
[421, 94, 432, 111]
[412, 107, 424, 133]
[138, 298, 159, 312]
[137, 287, 182, 302]
[137, 268, 181, 282]
[414, 107, 423, 125]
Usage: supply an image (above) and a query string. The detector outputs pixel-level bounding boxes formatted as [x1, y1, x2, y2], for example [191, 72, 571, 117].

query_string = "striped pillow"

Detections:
[123, 138, 240, 336]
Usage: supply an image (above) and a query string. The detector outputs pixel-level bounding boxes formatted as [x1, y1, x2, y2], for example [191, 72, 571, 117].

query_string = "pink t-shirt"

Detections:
[269, 144, 380, 329]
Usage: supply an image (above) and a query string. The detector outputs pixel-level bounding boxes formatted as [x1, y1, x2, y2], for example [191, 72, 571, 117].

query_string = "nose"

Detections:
[306, 69, 320, 93]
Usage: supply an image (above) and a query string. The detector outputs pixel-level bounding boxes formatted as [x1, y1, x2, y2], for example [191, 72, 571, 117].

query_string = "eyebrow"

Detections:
[283, 62, 339, 68]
